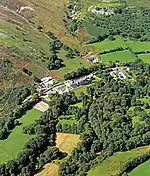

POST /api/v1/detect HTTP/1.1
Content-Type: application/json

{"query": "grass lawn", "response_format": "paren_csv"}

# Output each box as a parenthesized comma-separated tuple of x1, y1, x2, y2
(88, 36, 126, 51)
(84, 22, 106, 37)
(51, 49, 91, 77)
(127, 40, 150, 52)
(129, 159, 150, 176)
(125, 0, 150, 7)
(0, 109, 43, 163)
(139, 97, 150, 104)
(88, 146, 150, 176)
(57, 115, 77, 126)
(132, 116, 145, 128)
(72, 102, 83, 108)
(138, 54, 150, 64)
(101, 50, 136, 63)
(58, 119, 76, 125)
(74, 84, 89, 97)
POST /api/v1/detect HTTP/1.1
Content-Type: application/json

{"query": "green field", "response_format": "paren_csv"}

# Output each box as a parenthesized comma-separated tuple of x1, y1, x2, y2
(101, 50, 136, 63)
(88, 36, 126, 51)
(129, 96, 150, 127)
(88, 146, 150, 176)
(127, 41, 150, 52)
(0, 109, 43, 163)
(84, 22, 106, 37)
(58, 115, 77, 126)
(138, 54, 150, 64)
(72, 102, 83, 108)
(125, 0, 150, 7)
(51, 49, 91, 77)
(129, 159, 150, 176)
(58, 119, 76, 125)
(74, 84, 89, 97)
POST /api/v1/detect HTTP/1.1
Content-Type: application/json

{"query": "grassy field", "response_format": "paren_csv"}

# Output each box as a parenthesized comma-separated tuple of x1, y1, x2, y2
(84, 22, 106, 37)
(36, 133, 80, 176)
(129, 96, 150, 127)
(139, 97, 150, 104)
(138, 54, 150, 64)
(88, 146, 150, 176)
(56, 133, 80, 155)
(129, 159, 150, 176)
(125, 0, 150, 7)
(101, 50, 136, 63)
(88, 36, 126, 51)
(127, 41, 150, 52)
(58, 119, 77, 125)
(51, 49, 91, 77)
(0, 109, 43, 163)
(74, 84, 89, 97)
(72, 102, 83, 108)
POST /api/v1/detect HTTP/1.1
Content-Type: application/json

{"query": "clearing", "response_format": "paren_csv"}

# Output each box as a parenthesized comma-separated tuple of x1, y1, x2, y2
(56, 133, 80, 155)
(101, 50, 136, 63)
(127, 41, 150, 52)
(88, 146, 150, 176)
(88, 36, 126, 52)
(51, 49, 91, 77)
(138, 53, 150, 64)
(36, 133, 80, 176)
(0, 109, 43, 163)
(129, 159, 150, 176)
(34, 101, 49, 112)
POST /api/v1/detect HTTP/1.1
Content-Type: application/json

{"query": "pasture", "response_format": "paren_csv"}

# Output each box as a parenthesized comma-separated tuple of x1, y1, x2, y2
(129, 159, 150, 176)
(138, 54, 150, 64)
(127, 41, 150, 52)
(129, 96, 150, 127)
(125, 0, 150, 7)
(58, 119, 77, 126)
(0, 109, 42, 163)
(74, 84, 89, 97)
(88, 36, 126, 51)
(88, 146, 150, 176)
(56, 133, 80, 155)
(84, 22, 106, 37)
(51, 49, 91, 77)
(36, 163, 59, 176)
(101, 50, 136, 63)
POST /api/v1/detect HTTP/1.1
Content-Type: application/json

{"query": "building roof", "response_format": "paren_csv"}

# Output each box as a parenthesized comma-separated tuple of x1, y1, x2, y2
(88, 57, 95, 62)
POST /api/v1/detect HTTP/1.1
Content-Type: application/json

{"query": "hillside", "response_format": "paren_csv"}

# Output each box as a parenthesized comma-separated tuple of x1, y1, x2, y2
(0, 0, 89, 90)
(0, 0, 150, 176)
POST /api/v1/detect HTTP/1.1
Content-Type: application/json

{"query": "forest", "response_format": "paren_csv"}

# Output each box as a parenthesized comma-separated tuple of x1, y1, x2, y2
(59, 59, 150, 176)
(86, 6, 150, 41)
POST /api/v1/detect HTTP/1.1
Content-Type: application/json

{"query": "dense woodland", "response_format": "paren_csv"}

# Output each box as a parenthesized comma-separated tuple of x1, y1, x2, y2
(0, 58, 149, 175)
(59, 59, 150, 176)
(87, 6, 150, 41)
(66, 1, 150, 41)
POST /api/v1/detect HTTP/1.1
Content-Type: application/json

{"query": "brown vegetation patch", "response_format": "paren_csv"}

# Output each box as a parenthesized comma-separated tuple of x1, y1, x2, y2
(35, 163, 59, 176)
(35, 133, 80, 176)
(34, 101, 49, 112)
(56, 133, 80, 155)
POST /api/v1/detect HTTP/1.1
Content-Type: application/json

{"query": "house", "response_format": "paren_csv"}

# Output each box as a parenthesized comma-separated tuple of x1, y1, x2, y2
(40, 76, 53, 88)
(88, 57, 95, 62)
(88, 57, 99, 63)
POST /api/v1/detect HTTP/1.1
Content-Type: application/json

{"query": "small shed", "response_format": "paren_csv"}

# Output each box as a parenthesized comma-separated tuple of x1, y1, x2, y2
(88, 57, 95, 62)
